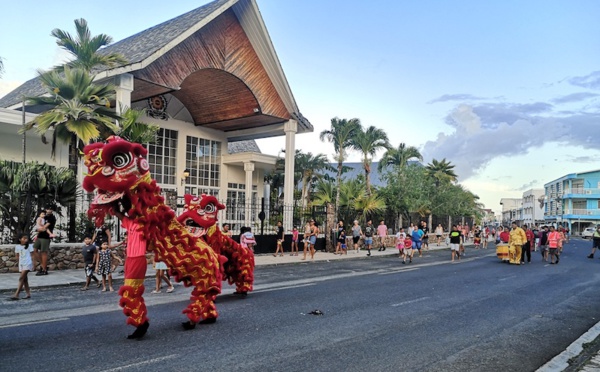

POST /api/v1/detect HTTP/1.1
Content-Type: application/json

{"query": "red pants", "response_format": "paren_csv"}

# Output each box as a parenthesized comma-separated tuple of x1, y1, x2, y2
(118, 256, 148, 326)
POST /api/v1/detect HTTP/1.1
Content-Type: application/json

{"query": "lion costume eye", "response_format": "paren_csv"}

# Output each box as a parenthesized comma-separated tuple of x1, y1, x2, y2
(112, 153, 132, 169)
(204, 203, 216, 213)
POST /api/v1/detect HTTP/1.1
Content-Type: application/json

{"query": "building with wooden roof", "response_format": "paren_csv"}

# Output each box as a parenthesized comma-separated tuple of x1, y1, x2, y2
(0, 0, 312, 231)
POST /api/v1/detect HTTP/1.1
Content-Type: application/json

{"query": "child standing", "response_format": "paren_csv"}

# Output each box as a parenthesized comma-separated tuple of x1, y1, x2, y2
(10, 234, 34, 300)
(339, 230, 348, 255)
(95, 241, 123, 292)
(396, 228, 406, 258)
(403, 233, 413, 264)
(152, 255, 174, 294)
(240, 227, 257, 252)
(290, 227, 299, 256)
(80, 235, 100, 291)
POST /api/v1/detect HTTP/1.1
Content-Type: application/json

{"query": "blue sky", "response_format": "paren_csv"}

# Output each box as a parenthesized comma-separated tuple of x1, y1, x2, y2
(1, 0, 600, 213)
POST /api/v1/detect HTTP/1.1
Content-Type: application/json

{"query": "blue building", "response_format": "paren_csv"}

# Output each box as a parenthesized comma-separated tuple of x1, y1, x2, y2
(544, 169, 600, 233)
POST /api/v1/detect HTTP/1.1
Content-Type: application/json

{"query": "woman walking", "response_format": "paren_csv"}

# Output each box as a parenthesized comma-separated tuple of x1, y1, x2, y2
(351, 220, 362, 253)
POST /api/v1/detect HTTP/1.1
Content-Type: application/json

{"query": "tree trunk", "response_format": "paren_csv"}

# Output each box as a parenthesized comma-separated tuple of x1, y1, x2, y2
(335, 161, 342, 221)
(301, 176, 309, 208)
(364, 158, 371, 196)
(68, 140, 78, 242)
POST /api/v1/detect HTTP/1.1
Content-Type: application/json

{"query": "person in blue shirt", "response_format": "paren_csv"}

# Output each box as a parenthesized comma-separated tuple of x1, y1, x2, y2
(411, 226, 424, 257)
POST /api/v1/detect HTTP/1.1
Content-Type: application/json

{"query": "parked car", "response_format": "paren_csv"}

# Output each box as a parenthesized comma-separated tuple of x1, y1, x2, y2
(582, 227, 595, 239)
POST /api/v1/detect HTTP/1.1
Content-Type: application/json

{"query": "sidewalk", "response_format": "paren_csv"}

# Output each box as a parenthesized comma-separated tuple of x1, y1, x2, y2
(0, 242, 456, 292)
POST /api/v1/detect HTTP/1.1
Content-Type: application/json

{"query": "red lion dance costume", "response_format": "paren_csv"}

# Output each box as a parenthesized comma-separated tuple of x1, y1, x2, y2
(82, 136, 224, 339)
(177, 194, 255, 296)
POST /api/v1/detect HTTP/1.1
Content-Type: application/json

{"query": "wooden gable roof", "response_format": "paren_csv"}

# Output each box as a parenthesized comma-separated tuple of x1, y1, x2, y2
(0, 0, 312, 138)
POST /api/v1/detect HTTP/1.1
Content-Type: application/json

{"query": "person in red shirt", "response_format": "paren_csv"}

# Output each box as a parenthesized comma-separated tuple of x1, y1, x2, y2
(521, 225, 535, 264)
(499, 227, 510, 243)
(547, 226, 561, 264)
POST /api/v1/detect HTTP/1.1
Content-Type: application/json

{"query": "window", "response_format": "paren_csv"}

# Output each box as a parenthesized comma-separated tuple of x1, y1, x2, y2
(147, 129, 178, 185)
(225, 183, 259, 222)
(184, 187, 219, 199)
(186, 136, 221, 193)
(162, 189, 177, 210)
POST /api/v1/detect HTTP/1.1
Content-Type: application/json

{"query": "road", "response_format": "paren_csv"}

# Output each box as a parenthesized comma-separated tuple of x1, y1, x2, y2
(1, 239, 600, 372)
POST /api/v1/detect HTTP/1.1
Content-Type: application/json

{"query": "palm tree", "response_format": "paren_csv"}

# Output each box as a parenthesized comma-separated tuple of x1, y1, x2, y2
(312, 179, 335, 206)
(320, 117, 361, 219)
(425, 158, 458, 187)
(117, 107, 160, 143)
(378, 142, 422, 173)
(51, 18, 127, 72)
(350, 125, 390, 196)
(0, 56, 4, 78)
(295, 151, 333, 208)
(354, 192, 386, 223)
(0, 160, 78, 243)
(22, 66, 119, 159)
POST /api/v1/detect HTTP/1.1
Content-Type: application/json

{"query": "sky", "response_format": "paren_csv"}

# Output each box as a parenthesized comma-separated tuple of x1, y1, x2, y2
(1, 0, 600, 214)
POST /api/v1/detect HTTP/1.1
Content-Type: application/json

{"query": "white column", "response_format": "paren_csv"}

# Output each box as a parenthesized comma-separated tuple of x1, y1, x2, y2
(244, 161, 255, 228)
(283, 120, 297, 232)
(115, 73, 134, 122)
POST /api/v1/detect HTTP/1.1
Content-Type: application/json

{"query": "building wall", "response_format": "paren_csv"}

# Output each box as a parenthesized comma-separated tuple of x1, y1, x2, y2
(0, 123, 69, 166)
(0, 109, 270, 231)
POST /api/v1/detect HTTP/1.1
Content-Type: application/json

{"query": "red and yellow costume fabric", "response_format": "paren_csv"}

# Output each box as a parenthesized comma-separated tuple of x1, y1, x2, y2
(177, 194, 255, 294)
(83, 136, 223, 331)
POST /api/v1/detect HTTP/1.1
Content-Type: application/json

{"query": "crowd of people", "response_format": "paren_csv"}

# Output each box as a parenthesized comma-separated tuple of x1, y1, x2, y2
(8, 211, 591, 300)
(496, 223, 569, 265)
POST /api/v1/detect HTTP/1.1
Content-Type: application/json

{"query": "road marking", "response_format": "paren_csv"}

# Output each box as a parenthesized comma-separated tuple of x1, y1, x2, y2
(378, 268, 420, 275)
(499, 275, 517, 281)
(255, 283, 317, 293)
(100, 354, 178, 372)
(0, 317, 70, 329)
(391, 296, 430, 307)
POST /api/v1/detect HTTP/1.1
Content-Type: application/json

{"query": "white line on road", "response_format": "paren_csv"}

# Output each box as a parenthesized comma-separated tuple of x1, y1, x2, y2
(100, 354, 178, 372)
(255, 283, 317, 293)
(499, 275, 517, 281)
(378, 268, 420, 275)
(391, 296, 431, 307)
(0, 317, 70, 329)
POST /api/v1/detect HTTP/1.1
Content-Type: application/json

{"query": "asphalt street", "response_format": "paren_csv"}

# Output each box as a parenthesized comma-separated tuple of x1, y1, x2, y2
(1, 240, 600, 372)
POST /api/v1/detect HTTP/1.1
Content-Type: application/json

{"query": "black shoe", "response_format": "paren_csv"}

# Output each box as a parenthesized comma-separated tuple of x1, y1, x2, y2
(588, 254, 594, 259)
(367, 253, 371, 256)
(378, 248, 382, 252)
(35, 270, 44, 276)
(182, 321, 196, 330)
(199, 317, 217, 325)
(402, 261, 405, 264)
(127, 321, 149, 339)
(382, 247, 386, 251)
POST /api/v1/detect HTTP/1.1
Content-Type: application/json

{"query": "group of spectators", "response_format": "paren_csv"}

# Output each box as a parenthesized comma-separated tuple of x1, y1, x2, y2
(497, 223, 568, 265)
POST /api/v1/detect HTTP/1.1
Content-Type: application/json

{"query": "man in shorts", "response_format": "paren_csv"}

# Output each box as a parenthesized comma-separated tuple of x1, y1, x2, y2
(34, 206, 56, 275)
(587, 226, 600, 259)
(449, 225, 462, 262)
(363, 220, 375, 256)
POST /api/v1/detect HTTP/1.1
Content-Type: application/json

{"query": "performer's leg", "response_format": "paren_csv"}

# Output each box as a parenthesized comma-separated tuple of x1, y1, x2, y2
(118, 256, 149, 338)
(233, 247, 255, 295)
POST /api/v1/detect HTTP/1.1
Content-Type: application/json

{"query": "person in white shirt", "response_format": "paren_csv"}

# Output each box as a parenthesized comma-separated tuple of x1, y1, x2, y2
(10, 234, 34, 300)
